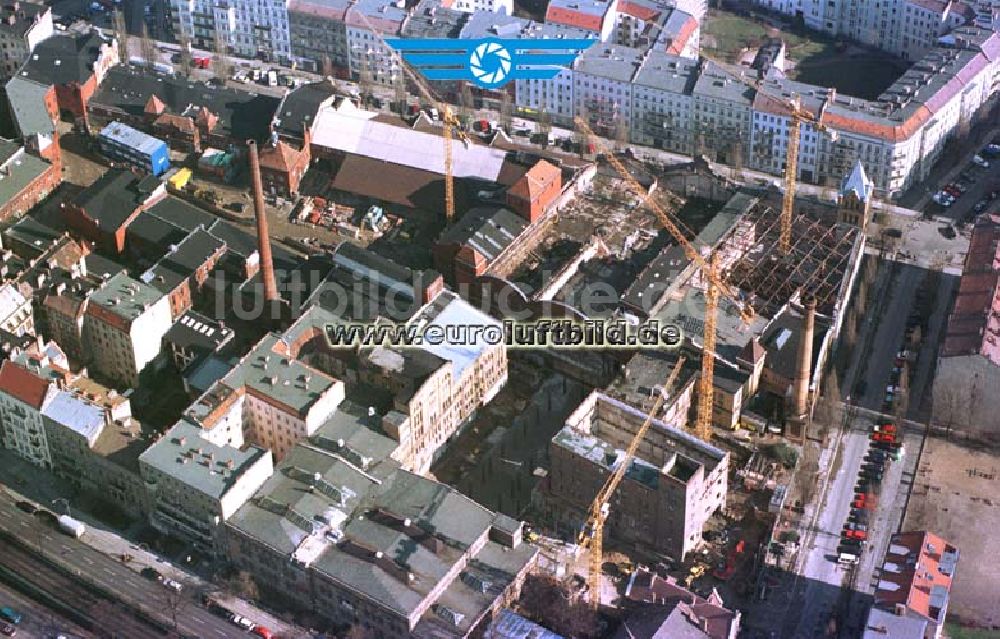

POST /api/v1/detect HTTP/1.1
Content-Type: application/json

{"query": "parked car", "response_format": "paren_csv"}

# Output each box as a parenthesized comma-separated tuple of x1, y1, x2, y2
(0, 608, 21, 625)
(252, 626, 275, 639)
(14, 501, 36, 514)
(989, 190, 999, 201)
(975, 200, 989, 213)
(230, 615, 256, 632)
(932, 192, 955, 206)
(983, 143, 1000, 157)
(973, 154, 990, 168)
(0, 622, 13, 637)
(943, 185, 962, 196)
(161, 578, 182, 593)
(140, 567, 162, 581)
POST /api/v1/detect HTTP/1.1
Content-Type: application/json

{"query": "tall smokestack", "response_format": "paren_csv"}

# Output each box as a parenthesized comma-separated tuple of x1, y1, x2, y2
(794, 295, 817, 418)
(247, 139, 278, 303)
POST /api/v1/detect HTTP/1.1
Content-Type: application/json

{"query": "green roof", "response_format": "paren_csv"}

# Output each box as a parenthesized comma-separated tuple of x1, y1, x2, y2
(223, 334, 338, 416)
(88, 272, 166, 321)
(0, 142, 52, 208)
(139, 419, 269, 499)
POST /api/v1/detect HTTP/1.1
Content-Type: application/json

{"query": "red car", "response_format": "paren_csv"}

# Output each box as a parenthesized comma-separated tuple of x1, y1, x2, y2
(252, 626, 274, 639)
(872, 432, 896, 443)
(193, 56, 211, 69)
(845, 528, 867, 540)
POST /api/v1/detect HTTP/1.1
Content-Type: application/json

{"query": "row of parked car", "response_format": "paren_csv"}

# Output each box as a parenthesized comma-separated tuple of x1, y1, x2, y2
(200, 594, 274, 638)
(932, 144, 1000, 209)
(838, 422, 904, 564)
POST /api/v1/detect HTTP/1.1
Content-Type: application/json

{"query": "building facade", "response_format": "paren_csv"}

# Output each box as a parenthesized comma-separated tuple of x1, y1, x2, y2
(82, 273, 174, 388)
(0, 360, 55, 468)
(546, 391, 730, 561)
(0, 1, 53, 80)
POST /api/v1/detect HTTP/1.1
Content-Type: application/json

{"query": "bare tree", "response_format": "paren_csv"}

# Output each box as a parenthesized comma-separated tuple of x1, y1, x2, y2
(160, 585, 188, 633)
(321, 54, 334, 79)
(140, 23, 157, 72)
(536, 108, 551, 146)
(178, 30, 193, 77)
(518, 573, 599, 639)
(393, 70, 407, 115)
(228, 570, 260, 600)
(358, 54, 373, 105)
(500, 90, 513, 133)
(577, 104, 591, 158)
(113, 10, 129, 64)
(460, 83, 474, 121)
(212, 31, 231, 83)
(614, 108, 629, 151)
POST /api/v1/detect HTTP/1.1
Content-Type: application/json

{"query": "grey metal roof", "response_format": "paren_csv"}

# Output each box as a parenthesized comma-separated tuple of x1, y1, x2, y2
(72, 169, 159, 231)
(41, 390, 106, 447)
(310, 400, 401, 466)
(437, 207, 527, 262)
(5, 76, 55, 136)
(862, 608, 928, 639)
(163, 310, 234, 353)
(139, 418, 270, 499)
(0, 143, 52, 209)
(141, 228, 225, 293)
(459, 11, 530, 39)
(223, 333, 338, 416)
(91, 66, 281, 143)
(575, 44, 643, 83)
(402, 0, 467, 38)
(88, 272, 166, 321)
(633, 51, 698, 94)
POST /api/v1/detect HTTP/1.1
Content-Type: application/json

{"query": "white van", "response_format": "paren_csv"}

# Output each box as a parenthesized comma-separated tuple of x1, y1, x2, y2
(266, 70, 278, 87)
(838, 552, 859, 566)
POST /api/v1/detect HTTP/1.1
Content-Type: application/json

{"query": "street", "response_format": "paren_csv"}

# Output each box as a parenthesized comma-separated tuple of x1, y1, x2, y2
(0, 580, 93, 638)
(0, 496, 248, 638)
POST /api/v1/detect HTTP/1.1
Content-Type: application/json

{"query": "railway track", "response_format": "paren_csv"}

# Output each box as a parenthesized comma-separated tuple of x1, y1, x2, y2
(0, 534, 167, 638)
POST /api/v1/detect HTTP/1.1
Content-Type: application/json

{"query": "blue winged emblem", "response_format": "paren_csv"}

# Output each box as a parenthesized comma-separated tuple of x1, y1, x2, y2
(385, 38, 596, 89)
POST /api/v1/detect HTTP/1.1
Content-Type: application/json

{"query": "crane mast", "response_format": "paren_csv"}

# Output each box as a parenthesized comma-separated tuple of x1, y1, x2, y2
(578, 356, 686, 609)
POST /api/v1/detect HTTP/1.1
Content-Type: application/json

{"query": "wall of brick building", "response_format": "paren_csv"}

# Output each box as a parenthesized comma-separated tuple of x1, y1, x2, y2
(0, 157, 59, 222)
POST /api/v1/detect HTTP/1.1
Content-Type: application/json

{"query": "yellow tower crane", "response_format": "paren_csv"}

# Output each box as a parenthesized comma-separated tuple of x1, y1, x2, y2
(354, 15, 469, 222)
(574, 117, 753, 443)
(577, 356, 686, 610)
(775, 95, 832, 254)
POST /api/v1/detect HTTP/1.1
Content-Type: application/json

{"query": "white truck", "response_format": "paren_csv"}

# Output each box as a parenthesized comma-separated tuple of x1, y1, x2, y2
(57, 515, 85, 538)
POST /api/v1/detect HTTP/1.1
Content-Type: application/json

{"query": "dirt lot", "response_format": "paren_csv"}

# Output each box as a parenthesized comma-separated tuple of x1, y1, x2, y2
(903, 435, 1000, 629)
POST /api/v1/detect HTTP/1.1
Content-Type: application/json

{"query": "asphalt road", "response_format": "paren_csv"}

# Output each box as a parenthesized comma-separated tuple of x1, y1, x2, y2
(922, 151, 1000, 224)
(780, 255, 937, 638)
(0, 579, 93, 638)
(0, 497, 242, 639)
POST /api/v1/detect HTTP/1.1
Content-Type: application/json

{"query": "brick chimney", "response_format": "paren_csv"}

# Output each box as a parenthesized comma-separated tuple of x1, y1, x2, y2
(793, 294, 817, 418)
(247, 139, 278, 303)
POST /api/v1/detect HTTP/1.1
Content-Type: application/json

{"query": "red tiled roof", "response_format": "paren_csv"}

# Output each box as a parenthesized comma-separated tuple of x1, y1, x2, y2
(545, 5, 603, 30)
(618, 0, 660, 21)
(154, 113, 196, 133)
(875, 531, 957, 622)
(259, 140, 304, 172)
(665, 16, 698, 55)
(626, 571, 739, 639)
(145, 94, 166, 115)
(508, 159, 560, 202)
(0, 360, 51, 409)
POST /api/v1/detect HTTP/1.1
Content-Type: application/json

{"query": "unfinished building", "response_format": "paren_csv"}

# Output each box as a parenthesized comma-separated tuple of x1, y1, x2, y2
(544, 391, 729, 561)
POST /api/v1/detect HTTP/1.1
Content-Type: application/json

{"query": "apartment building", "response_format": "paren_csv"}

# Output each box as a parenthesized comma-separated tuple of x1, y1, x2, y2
(0, 359, 56, 467)
(863, 531, 959, 639)
(82, 272, 174, 388)
(0, 283, 33, 337)
(288, 0, 351, 74)
(140, 418, 274, 552)
(0, 1, 53, 80)
(344, 0, 406, 85)
(170, 0, 293, 63)
(519, 24, 1000, 199)
(41, 378, 149, 518)
(749, 0, 971, 60)
(225, 412, 537, 637)
(546, 391, 729, 561)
